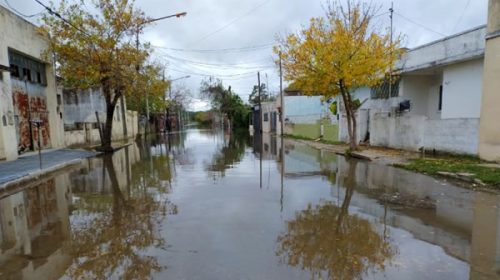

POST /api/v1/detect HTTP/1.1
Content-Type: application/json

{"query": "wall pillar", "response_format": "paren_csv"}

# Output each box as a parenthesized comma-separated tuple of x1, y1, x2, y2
(0, 72, 19, 161)
(479, 0, 500, 161)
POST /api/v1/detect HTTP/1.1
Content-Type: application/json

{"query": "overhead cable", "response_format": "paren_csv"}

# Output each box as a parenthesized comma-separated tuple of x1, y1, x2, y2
(192, 0, 272, 45)
(3, 0, 44, 18)
(395, 12, 447, 37)
(453, 0, 471, 32)
(152, 43, 274, 53)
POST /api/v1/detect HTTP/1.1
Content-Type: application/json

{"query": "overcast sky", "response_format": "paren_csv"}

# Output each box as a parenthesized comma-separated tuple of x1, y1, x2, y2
(1, 0, 488, 110)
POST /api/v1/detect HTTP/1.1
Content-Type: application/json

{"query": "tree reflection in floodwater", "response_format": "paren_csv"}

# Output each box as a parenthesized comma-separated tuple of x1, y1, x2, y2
(276, 161, 395, 280)
(206, 131, 248, 179)
(64, 154, 175, 280)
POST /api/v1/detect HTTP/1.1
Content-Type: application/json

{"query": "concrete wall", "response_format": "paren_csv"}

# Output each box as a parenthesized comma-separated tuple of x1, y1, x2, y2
(370, 113, 426, 151)
(339, 110, 369, 143)
(442, 59, 484, 119)
(0, 6, 64, 160)
(398, 26, 486, 72)
(425, 118, 480, 154)
(64, 110, 138, 147)
(370, 113, 479, 154)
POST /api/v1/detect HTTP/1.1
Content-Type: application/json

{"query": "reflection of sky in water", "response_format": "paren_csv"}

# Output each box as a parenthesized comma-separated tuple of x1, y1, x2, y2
(0, 129, 498, 279)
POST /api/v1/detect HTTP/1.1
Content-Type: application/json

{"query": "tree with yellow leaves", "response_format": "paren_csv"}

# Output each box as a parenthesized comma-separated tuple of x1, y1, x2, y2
(41, 0, 162, 152)
(275, 0, 401, 150)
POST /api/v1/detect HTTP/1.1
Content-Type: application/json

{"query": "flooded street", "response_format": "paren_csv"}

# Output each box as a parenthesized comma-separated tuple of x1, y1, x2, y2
(0, 128, 499, 280)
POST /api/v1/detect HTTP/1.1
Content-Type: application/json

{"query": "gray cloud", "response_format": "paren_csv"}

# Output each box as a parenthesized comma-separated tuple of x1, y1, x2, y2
(1, 0, 488, 110)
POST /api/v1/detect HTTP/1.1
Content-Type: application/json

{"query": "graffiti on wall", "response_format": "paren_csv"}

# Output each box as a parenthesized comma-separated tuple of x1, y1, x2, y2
(12, 90, 51, 150)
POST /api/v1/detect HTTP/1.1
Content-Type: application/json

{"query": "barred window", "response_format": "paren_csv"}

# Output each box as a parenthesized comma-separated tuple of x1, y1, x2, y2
(8, 49, 47, 86)
(371, 77, 400, 99)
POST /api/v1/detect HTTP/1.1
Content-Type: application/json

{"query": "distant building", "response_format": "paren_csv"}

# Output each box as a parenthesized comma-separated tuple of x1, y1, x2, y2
(0, 5, 65, 161)
(62, 87, 139, 147)
(283, 89, 338, 142)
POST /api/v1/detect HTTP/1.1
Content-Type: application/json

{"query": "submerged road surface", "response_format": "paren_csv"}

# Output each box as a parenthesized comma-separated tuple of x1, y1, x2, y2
(0, 129, 499, 279)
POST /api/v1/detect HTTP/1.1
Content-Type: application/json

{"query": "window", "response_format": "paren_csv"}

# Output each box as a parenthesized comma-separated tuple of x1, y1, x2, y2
(8, 49, 47, 85)
(438, 85, 443, 111)
(371, 77, 400, 99)
(263, 113, 269, 122)
(10, 64, 19, 78)
(22, 68, 32, 82)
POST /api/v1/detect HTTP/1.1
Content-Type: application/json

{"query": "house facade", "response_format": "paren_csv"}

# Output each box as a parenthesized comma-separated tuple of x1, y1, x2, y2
(283, 90, 338, 142)
(0, 6, 65, 161)
(345, 25, 487, 155)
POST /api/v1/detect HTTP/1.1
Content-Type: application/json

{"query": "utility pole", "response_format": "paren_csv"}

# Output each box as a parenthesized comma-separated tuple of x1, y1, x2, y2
(258, 72, 262, 134)
(279, 51, 284, 136)
(258, 72, 263, 189)
(389, 2, 394, 98)
(279, 51, 284, 212)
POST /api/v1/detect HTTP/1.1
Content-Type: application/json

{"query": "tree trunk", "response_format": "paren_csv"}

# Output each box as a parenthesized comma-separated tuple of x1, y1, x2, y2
(101, 103, 116, 152)
(340, 81, 358, 151)
(100, 85, 120, 153)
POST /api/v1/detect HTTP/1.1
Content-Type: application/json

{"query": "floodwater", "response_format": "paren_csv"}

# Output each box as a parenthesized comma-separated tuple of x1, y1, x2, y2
(0, 129, 499, 280)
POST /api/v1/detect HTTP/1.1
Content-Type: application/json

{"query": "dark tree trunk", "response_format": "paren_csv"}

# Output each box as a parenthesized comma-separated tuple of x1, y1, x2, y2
(100, 84, 121, 153)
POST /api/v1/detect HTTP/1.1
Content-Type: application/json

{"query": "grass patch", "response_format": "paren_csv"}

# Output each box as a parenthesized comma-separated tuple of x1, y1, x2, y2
(399, 157, 500, 187)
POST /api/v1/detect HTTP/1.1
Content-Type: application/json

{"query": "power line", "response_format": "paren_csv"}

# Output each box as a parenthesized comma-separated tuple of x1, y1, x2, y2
(168, 68, 258, 78)
(152, 43, 274, 53)
(33, 0, 90, 37)
(192, 0, 272, 45)
(3, 0, 44, 18)
(453, 0, 471, 32)
(395, 12, 447, 37)
(157, 52, 274, 68)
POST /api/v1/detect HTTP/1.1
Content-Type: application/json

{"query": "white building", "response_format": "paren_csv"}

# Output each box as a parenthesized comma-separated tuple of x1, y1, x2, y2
(345, 25, 486, 155)
(0, 5, 65, 161)
(62, 87, 139, 147)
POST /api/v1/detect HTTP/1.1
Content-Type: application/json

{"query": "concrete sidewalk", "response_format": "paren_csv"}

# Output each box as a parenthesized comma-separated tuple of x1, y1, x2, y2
(0, 149, 100, 187)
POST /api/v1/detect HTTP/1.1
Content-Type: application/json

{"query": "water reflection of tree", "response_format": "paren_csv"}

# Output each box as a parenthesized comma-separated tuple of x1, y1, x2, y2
(66, 155, 174, 280)
(206, 131, 247, 179)
(276, 161, 394, 280)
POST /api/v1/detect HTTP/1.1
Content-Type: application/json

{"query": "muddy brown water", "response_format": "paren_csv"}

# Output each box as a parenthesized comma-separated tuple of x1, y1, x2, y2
(0, 129, 499, 280)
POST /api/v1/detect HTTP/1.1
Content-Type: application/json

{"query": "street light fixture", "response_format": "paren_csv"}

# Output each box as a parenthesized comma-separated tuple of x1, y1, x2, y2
(135, 12, 187, 135)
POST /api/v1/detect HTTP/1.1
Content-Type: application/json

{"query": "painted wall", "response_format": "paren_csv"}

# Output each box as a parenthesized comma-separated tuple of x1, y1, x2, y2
(478, 0, 500, 161)
(442, 59, 484, 119)
(400, 75, 439, 116)
(0, 6, 64, 160)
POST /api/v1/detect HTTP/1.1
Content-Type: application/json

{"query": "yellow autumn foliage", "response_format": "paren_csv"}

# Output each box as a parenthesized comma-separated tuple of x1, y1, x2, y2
(275, 0, 402, 149)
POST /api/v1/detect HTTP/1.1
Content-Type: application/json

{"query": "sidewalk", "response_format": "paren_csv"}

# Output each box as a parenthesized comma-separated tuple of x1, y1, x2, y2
(289, 138, 419, 165)
(0, 149, 100, 187)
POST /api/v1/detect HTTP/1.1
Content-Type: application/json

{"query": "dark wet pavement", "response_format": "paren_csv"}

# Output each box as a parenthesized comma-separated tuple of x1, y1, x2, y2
(0, 129, 499, 279)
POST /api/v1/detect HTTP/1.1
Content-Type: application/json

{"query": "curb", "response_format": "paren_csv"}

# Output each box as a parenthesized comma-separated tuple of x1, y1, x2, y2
(0, 151, 100, 198)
